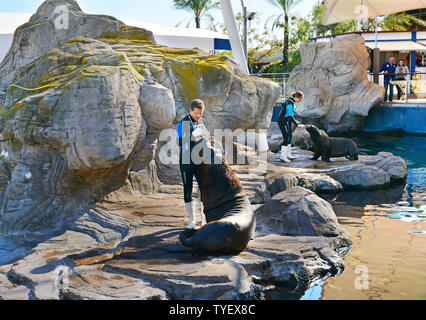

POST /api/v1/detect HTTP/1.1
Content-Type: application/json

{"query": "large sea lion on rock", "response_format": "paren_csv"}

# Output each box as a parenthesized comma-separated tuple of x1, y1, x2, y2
(306, 125, 359, 162)
(179, 141, 256, 255)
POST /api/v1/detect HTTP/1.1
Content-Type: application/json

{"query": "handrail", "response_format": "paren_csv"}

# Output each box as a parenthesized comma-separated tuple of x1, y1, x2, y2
(368, 71, 426, 76)
(253, 71, 425, 101)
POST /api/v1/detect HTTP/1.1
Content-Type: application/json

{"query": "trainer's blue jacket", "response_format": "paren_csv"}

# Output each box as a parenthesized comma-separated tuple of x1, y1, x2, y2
(278, 97, 296, 122)
(176, 114, 204, 166)
(380, 62, 397, 81)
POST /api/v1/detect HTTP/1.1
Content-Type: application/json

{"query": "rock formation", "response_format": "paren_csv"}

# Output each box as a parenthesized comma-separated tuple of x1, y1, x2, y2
(0, 0, 280, 234)
(1, 0, 411, 301)
(287, 34, 384, 132)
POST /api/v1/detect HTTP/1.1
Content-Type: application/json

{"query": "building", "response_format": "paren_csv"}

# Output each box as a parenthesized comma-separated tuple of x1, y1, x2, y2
(127, 21, 231, 55)
(0, 13, 231, 63)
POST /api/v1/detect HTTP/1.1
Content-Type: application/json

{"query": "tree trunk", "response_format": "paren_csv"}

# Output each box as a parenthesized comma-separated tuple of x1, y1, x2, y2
(195, 16, 201, 28)
(283, 14, 289, 66)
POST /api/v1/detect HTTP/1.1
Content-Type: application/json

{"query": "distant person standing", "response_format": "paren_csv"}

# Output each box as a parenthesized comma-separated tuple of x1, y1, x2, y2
(380, 55, 397, 102)
(277, 91, 303, 163)
(394, 59, 409, 101)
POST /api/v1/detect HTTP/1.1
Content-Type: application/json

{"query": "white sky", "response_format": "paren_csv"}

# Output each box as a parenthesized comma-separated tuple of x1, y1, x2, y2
(0, 0, 320, 35)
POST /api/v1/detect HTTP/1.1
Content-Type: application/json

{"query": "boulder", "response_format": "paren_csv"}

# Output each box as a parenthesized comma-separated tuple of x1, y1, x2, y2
(268, 133, 283, 153)
(324, 152, 407, 190)
(255, 186, 343, 237)
(0, 207, 136, 300)
(360, 151, 407, 182)
(287, 34, 384, 132)
(327, 164, 390, 190)
(0, 0, 141, 89)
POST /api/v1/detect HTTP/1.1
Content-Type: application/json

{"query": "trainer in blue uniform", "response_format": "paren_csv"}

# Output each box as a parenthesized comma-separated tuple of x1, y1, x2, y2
(176, 99, 208, 229)
(380, 55, 397, 102)
(277, 91, 304, 163)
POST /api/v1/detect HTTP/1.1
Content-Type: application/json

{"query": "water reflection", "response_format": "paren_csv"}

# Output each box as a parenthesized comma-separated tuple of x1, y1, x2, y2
(318, 133, 426, 300)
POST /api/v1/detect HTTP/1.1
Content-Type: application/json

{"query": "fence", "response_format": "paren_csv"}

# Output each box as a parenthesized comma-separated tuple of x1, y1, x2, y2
(368, 72, 426, 103)
(253, 72, 426, 103)
(251, 73, 290, 98)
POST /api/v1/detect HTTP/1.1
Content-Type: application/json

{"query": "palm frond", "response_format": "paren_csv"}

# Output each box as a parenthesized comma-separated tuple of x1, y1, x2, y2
(381, 13, 426, 31)
(265, 13, 284, 31)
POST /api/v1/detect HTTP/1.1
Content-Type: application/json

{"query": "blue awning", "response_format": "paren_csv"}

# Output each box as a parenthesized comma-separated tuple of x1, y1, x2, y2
(214, 38, 231, 51)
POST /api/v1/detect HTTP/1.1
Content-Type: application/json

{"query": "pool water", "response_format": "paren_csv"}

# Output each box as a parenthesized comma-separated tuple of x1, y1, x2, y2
(311, 132, 426, 300)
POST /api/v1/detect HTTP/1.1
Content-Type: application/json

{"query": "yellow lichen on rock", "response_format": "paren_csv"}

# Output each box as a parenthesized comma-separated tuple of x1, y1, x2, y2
(98, 37, 235, 107)
(166, 55, 233, 105)
(100, 25, 156, 45)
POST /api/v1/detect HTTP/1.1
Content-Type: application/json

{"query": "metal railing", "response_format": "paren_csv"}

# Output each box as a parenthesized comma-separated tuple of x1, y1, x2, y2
(368, 72, 426, 103)
(252, 71, 426, 103)
(251, 73, 290, 98)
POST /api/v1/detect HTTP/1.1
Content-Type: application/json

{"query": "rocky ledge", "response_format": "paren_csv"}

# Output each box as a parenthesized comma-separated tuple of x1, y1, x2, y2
(0, 185, 351, 300)
(0, 143, 408, 300)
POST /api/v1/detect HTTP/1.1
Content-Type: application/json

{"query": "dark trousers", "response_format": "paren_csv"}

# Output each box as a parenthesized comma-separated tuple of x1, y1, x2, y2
(396, 85, 403, 100)
(384, 78, 394, 102)
(278, 117, 295, 146)
(180, 163, 202, 204)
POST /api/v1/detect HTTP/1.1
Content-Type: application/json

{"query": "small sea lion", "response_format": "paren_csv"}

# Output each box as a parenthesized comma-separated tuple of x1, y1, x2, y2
(179, 140, 255, 255)
(306, 125, 359, 162)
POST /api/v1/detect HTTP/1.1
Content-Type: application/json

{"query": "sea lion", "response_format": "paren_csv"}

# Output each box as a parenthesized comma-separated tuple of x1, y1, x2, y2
(179, 141, 255, 255)
(306, 125, 359, 162)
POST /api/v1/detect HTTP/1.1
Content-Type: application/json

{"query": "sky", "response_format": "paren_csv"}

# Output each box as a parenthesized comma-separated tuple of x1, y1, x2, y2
(0, 0, 320, 30)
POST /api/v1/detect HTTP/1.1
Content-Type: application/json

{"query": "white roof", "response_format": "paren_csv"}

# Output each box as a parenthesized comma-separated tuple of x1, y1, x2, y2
(0, 12, 229, 41)
(0, 12, 32, 34)
(365, 41, 426, 51)
(125, 21, 229, 40)
(323, 0, 426, 25)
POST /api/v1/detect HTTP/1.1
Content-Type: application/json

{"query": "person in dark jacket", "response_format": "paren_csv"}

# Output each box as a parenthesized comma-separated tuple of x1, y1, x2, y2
(176, 99, 208, 229)
(277, 91, 304, 162)
(380, 55, 397, 102)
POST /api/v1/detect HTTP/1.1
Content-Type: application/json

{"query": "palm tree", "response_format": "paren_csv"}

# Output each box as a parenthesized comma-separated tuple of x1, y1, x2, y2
(173, 0, 218, 29)
(266, 0, 301, 66)
(380, 13, 426, 31)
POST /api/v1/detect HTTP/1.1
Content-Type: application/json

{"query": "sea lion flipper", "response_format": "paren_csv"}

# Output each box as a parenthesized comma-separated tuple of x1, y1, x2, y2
(187, 222, 234, 253)
(179, 228, 198, 248)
